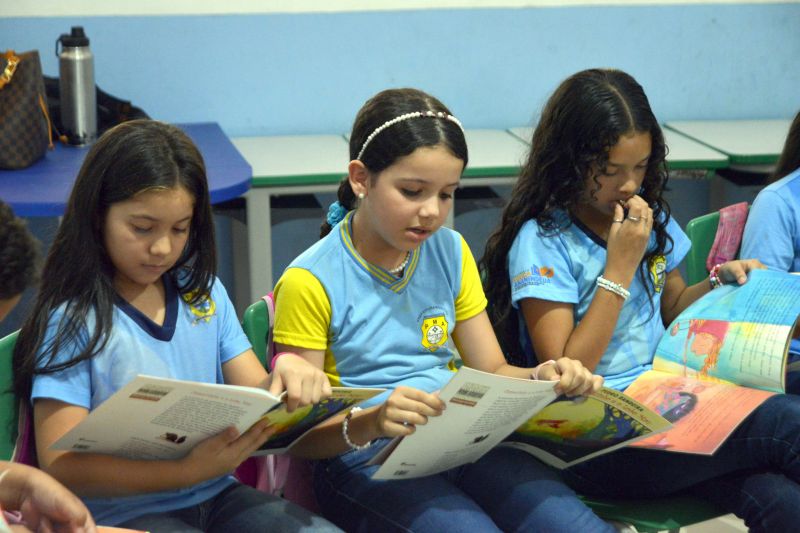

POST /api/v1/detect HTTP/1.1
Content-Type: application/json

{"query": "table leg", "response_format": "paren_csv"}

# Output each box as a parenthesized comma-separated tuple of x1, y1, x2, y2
(246, 188, 274, 303)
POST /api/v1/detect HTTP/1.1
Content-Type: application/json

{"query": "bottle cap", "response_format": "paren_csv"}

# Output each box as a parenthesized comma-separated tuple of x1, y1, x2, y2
(58, 26, 90, 48)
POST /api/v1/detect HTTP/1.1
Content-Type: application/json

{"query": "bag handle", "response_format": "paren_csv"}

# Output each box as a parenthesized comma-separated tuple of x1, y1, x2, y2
(0, 50, 20, 90)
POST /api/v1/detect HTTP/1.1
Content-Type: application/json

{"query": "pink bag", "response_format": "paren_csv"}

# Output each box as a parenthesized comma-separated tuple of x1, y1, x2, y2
(706, 202, 749, 271)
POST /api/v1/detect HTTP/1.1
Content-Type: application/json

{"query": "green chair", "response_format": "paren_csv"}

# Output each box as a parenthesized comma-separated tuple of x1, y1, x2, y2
(0, 330, 19, 460)
(581, 493, 725, 533)
(242, 297, 272, 367)
(684, 211, 721, 285)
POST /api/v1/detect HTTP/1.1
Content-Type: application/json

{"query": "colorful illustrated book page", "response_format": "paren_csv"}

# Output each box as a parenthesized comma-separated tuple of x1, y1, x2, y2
(624, 269, 800, 454)
(503, 387, 671, 469)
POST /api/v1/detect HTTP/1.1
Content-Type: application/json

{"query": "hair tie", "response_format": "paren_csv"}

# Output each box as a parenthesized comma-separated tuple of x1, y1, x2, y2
(326, 201, 348, 226)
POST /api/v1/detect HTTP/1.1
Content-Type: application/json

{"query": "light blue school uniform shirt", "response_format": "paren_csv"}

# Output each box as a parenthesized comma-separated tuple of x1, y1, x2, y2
(273, 210, 487, 408)
(508, 211, 691, 390)
(741, 167, 800, 272)
(31, 274, 251, 526)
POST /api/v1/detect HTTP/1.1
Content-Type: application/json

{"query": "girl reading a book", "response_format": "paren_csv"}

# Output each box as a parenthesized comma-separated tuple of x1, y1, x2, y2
(12, 120, 340, 532)
(481, 68, 800, 531)
(272, 88, 613, 532)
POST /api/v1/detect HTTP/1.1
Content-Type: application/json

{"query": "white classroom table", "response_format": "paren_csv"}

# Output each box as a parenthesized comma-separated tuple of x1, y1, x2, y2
(462, 129, 530, 181)
(508, 127, 729, 173)
(450, 129, 530, 227)
(665, 119, 791, 169)
(232, 135, 349, 303)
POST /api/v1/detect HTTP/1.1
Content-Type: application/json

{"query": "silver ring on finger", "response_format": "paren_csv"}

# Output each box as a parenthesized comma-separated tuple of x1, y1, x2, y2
(612, 218, 624, 223)
(627, 216, 641, 222)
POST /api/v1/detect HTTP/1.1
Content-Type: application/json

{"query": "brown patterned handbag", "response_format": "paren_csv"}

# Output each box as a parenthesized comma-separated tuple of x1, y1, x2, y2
(0, 50, 53, 169)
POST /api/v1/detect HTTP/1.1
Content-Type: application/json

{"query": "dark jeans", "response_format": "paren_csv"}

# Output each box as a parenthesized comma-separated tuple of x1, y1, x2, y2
(563, 394, 800, 533)
(117, 482, 341, 533)
(313, 438, 614, 533)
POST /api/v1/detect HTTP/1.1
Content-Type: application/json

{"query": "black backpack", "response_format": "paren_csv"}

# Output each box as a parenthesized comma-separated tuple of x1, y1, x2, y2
(43, 75, 149, 138)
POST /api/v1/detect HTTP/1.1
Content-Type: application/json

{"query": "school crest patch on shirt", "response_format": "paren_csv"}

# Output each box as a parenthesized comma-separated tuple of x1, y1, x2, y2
(649, 255, 667, 293)
(511, 264, 555, 292)
(181, 290, 216, 323)
(421, 315, 448, 352)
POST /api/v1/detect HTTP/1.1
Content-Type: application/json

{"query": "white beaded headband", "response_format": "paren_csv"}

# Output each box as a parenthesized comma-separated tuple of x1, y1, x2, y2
(356, 110, 465, 161)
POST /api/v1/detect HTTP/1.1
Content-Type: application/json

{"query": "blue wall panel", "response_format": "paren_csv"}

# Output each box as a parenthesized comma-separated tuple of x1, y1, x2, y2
(2, 4, 798, 136)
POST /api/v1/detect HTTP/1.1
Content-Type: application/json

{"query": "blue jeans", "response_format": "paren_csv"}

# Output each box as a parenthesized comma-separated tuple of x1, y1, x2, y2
(313, 438, 614, 533)
(563, 394, 800, 533)
(117, 482, 341, 532)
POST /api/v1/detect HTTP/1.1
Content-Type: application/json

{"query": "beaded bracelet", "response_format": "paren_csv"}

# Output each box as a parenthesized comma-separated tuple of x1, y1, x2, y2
(596, 276, 630, 300)
(342, 406, 373, 451)
(531, 359, 558, 380)
(709, 264, 724, 289)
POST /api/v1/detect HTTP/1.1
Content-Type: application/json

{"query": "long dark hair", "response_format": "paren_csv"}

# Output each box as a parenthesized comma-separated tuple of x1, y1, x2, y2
(0, 200, 40, 299)
(320, 88, 468, 237)
(480, 69, 672, 363)
(14, 120, 216, 400)
(770, 110, 800, 184)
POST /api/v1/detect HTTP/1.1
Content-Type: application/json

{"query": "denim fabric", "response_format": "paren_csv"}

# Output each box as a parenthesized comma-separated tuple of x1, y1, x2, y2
(116, 482, 341, 533)
(564, 394, 800, 532)
(313, 438, 614, 533)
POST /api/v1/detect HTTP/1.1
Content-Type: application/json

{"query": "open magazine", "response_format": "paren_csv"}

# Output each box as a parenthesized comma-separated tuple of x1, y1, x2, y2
(369, 366, 669, 479)
(51, 375, 383, 459)
(623, 269, 800, 454)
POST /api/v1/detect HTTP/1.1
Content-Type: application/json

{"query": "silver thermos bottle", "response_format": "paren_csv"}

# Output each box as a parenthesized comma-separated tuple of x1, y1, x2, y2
(56, 26, 97, 145)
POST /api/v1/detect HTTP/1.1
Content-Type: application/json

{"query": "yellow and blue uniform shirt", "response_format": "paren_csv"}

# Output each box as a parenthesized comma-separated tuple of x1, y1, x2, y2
(274, 210, 486, 407)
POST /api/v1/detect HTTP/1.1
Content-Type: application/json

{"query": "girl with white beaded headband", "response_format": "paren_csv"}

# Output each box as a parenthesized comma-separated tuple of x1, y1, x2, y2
(275, 88, 610, 532)
(480, 69, 800, 531)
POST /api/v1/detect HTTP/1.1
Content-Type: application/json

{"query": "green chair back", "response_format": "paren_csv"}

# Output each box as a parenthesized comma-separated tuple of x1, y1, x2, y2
(0, 330, 19, 460)
(684, 211, 721, 285)
(581, 494, 724, 533)
(242, 298, 271, 367)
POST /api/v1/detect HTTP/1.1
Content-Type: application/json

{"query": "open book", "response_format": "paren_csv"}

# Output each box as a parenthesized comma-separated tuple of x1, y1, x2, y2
(51, 375, 383, 459)
(622, 269, 800, 454)
(369, 366, 669, 479)
(502, 387, 671, 469)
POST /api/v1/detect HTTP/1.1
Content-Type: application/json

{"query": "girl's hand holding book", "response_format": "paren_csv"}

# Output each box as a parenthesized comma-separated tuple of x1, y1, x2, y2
(535, 358, 604, 397)
(180, 419, 275, 483)
(376, 386, 446, 438)
(715, 259, 766, 287)
(267, 352, 333, 412)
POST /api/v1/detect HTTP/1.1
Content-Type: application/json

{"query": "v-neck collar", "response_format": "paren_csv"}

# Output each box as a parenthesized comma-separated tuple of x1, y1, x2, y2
(114, 274, 178, 341)
(569, 212, 608, 249)
(339, 211, 420, 293)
